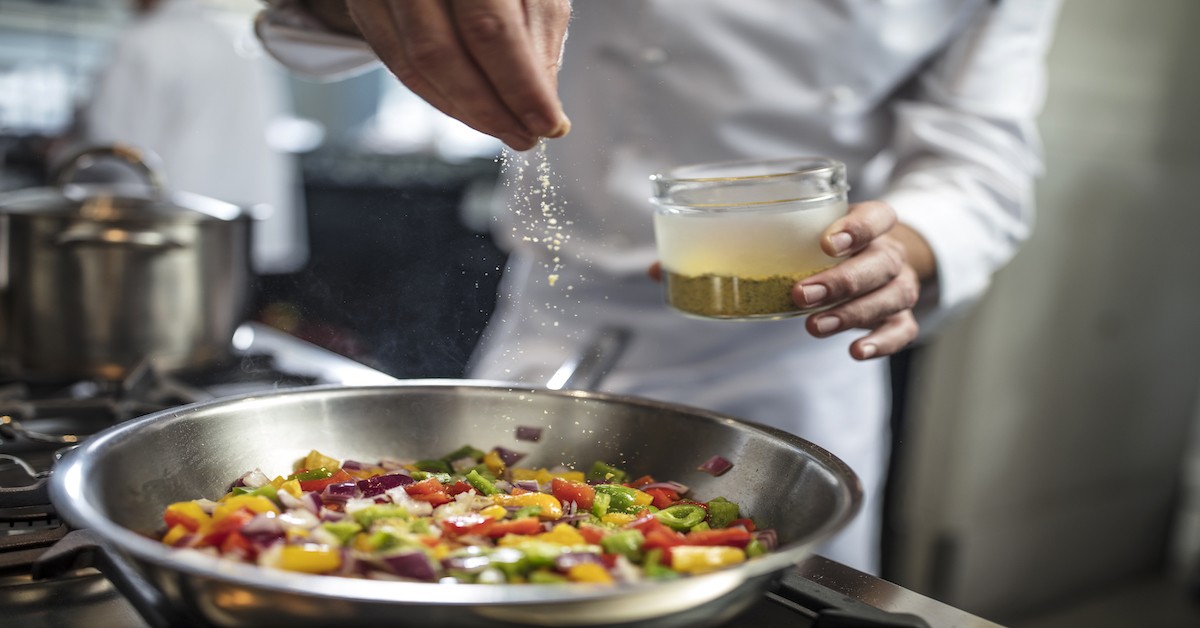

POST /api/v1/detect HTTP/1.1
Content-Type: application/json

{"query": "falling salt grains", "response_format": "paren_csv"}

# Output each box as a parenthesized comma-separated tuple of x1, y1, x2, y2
(502, 140, 573, 291)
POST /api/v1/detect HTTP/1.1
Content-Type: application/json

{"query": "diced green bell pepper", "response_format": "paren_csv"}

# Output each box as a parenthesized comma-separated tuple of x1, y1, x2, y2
(442, 445, 486, 464)
(745, 539, 768, 558)
(593, 484, 641, 514)
(352, 504, 410, 528)
(600, 529, 644, 561)
(414, 459, 452, 474)
(706, 497, 740, 529)
(321, 521, 363, 545)
(466, 469, 499, 496)
(587, 461, 627, 484)
(231, 484, 278, 501)
(655, 504, 707, 531)
(288, 467, 334, 482)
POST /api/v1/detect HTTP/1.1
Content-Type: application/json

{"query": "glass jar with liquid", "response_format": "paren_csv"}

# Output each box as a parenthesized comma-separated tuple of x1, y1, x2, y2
(650, 157, 849, 320)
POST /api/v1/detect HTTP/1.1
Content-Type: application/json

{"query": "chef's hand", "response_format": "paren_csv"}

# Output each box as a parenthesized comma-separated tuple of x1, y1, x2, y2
(794, 201, 933, 360)
(647, 201, 933, 361)
(307, 0, 572, 150)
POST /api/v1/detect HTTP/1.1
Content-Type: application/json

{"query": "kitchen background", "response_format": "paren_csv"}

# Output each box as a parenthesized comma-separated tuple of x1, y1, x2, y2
(1, 0, 1198, 626)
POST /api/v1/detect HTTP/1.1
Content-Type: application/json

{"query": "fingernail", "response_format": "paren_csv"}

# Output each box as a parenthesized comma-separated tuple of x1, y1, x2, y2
(814, 315, 840, 334)
(549, 116, 571, 138)
(801, 284, 828, 306)
(859, 343, 878, 359)
(829, 231, 853, 255)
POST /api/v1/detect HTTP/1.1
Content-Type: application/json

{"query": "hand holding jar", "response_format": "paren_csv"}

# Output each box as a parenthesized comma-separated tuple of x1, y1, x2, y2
(650, 157, 932, 360)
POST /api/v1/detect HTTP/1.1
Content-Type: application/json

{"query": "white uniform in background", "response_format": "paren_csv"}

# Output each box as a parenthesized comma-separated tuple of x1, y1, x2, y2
(85, 0, 307, 274)
(257, 0, 1061, 573)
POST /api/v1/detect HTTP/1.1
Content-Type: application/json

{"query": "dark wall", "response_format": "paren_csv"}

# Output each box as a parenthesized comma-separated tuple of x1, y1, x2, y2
(254, 152, 506, 379)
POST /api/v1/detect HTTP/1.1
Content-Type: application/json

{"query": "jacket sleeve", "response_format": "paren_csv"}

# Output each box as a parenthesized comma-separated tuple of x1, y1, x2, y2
(254, 0, 378, 79)
(880, 0, 1062, 333)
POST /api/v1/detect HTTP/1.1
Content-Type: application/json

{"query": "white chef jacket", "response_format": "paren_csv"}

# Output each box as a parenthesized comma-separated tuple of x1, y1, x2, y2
(84, 0, 307, 274)
(257, 0, 1060, 574)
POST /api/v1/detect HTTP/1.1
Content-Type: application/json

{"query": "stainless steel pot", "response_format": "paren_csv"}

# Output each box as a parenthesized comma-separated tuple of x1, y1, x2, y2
(49, 382, 861, 628)
(0, 145, 254, 381)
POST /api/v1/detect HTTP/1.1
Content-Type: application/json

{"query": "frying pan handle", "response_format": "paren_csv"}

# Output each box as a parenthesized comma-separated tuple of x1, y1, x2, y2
(32, 529, 197, 628)
(545, 325, 632, 391)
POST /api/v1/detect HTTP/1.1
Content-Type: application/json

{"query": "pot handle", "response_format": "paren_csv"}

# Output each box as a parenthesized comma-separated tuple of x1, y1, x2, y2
(53, 144, 168, 193)
(33, 528, 196, 628)
(54, 228, 186, 250)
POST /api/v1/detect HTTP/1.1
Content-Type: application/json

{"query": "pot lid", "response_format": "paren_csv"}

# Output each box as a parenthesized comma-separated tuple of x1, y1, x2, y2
(0, 145, 255, 223)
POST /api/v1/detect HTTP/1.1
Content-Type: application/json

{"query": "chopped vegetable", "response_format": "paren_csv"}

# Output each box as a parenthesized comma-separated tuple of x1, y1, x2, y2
(157, 446, 777, 585)
(698, 455, 734, 476)
(515, 426, 543, 442)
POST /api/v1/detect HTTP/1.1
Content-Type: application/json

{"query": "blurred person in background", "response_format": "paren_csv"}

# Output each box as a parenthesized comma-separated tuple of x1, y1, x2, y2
(255, 0, 1060, 574)
(66, 0, 307, 275)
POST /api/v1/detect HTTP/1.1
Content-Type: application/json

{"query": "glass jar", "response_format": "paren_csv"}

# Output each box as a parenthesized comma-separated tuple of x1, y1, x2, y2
(650, 156, 849, 320)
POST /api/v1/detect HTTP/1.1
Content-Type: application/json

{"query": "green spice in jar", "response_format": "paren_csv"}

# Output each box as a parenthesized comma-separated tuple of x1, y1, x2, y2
(664, 269, 830, 319)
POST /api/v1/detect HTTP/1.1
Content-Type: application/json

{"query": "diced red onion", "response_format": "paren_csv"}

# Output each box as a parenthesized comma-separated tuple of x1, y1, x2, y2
(698, 455, 734, 476)
(241, 514, 284, 543)
(236, 468, 271, 489)
(515, 426, 543, 442)
(319, 508, 347, 523)
(494, 446, 527, 466)
(557, 513, 591, 525)
(341, 460, 369, 470)
(492, 480, 514, 494)
(378, 458, 410, 471)
(753, 529, 778, 551)
(358, 473, 414, 497)
(171, 533, 196, 548)
(553, 552, 602, 572)
(277, 490, 305, 511)
(639, 481, 689, 494)
(194, 498, 218, 514)
(321, 481, 357, 502)
(301, 491, 323, 514)
(512, 480, 541, 493)
(380, 551, 438, 581)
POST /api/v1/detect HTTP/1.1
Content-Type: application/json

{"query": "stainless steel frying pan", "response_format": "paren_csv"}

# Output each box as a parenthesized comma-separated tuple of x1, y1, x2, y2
(49, 382, 861, 627)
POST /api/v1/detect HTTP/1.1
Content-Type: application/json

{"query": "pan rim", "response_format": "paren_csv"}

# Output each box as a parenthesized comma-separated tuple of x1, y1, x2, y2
(50, 381, 863, 607)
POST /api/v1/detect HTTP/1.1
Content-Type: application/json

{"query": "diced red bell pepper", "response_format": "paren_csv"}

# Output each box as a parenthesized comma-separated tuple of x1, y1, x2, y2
(629, 475, 656, 488)
(483, 517, 543, 538)
(644, 487, 681, 509)
(446, 480, 474, 495)
(683, 527, 753, 548)
(727, 518, 757, 532)
(300, 468, 354, 493)
(633, 516, 686, 551)
(220, 530, 256, 558)
(197, 508, 255, 548)
(405, 477, 453, 506)
(577, 524, 607, 545)
(439, 513, 493, 537)
(550, 477, 595, 511)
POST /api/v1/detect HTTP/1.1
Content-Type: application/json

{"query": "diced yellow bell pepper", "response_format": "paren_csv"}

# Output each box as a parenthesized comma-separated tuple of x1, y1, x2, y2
(601, 512, 636, 526)
(278, 479, 303, 499)
(566, 562, 613, 584)
(278, 544, 341, 574)
(669, 546, 745, 575)
(430, 543, 451, 561)
(490, 492, 563, 520)
(630, 489, 654, 508)
(510, 468, 586, 484)
(163, 500, 211, 531)
(161, 523, 191, 546)
(212, 495, 279, 521)
(479, 505, 508, 520)
(286, 528, 310, 543)
(482, 450, 506, 476)
(537, 523, 587, 546)
(302, 450, 341, 473)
